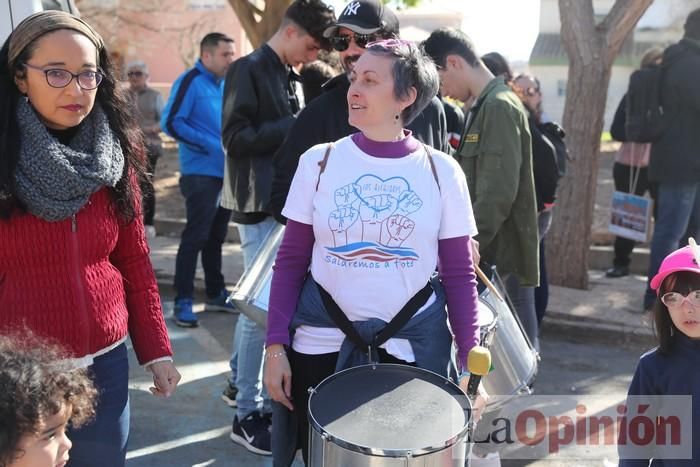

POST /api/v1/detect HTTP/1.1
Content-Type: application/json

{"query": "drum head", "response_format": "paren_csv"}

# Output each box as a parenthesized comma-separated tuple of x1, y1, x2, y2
(308, 364, 470, 455)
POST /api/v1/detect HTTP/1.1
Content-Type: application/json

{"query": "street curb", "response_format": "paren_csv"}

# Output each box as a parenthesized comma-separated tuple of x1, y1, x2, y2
(153, 272, 653, 344)
(153, 217, 241, 243)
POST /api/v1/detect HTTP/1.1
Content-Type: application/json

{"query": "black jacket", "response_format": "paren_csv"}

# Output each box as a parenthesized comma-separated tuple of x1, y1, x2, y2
(529, 117, 559, 211)
(222, 44, 298, 222)
(270, 73, 449, 223)
(649, 38, 700, 183)
(610, 94, 628, 142)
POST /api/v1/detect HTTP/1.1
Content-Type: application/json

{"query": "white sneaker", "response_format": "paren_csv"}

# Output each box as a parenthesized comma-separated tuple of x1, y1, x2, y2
(145, 225, 157, 239)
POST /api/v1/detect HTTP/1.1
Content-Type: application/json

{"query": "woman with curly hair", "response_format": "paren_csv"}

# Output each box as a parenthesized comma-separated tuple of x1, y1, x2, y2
(0, 334, 97, 467)
(0, 11, 180, 466)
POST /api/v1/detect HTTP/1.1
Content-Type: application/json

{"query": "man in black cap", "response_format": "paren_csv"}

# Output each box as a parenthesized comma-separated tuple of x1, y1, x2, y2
(269, 0, 449, 223)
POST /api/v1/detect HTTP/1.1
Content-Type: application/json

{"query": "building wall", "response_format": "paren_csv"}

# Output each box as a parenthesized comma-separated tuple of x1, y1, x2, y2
(81, 0, 252, 85)
(529, 64, 634, 130)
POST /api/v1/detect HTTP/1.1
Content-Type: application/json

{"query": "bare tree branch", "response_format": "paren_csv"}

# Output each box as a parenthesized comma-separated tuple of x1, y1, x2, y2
(601, 0, 654, 58)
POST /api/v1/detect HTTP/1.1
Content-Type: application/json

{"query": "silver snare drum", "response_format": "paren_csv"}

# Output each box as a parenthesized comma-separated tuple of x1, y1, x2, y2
(308, 364, 471, 466)
(228, 223, 285, 328)
(476, 273, 539, 411)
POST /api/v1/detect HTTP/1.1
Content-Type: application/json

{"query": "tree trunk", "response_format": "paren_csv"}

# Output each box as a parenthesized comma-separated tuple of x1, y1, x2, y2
(228, 0, 292, 48)
(547, 0, 652, 289)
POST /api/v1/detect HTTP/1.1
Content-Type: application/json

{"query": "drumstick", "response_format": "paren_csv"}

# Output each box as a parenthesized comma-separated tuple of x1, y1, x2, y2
(474, 264, 505, 303)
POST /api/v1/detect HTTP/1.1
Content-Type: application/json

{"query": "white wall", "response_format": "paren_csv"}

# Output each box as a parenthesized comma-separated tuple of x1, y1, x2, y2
(528, 64, 634, 131)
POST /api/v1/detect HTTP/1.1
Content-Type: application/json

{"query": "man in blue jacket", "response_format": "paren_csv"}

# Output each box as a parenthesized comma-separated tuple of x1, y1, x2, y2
(161, 32, 236, 327)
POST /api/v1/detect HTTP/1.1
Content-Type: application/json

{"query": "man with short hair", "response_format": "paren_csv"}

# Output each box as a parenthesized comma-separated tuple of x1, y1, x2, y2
(220, 0, 335, 455)
(269, 0, 449, 223)
(160, 32, 236, 328)
(126, 60, 164, 239)
(644, 8, 700, 309)
(423, 28, 540, 349)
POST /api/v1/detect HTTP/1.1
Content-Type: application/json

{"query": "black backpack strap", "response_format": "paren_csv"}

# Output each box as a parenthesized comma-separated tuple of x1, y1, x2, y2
(423, 144, 441, 192)
(315, 143, 333, 192)
(314, 279, 370, 351)
(314, 278, 433, 356)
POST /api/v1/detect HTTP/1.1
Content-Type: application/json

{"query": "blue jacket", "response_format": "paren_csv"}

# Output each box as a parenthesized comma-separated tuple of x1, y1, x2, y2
(619, 334, 700, 466)
(161, 60, 225, 178)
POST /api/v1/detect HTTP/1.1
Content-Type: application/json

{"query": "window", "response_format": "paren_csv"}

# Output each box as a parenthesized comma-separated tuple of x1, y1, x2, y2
(557, 79, 567, 97)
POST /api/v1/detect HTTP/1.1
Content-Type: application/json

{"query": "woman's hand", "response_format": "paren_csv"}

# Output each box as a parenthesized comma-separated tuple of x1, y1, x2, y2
(459, 377, 489, 423)
(263, 344, 294, 411)
(148, 361, 181, 398)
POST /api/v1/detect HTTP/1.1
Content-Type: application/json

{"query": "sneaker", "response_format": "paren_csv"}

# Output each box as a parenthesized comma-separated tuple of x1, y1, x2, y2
(605, 266, 629, 278)
(145, 225, 157, 239)
(205, 289, 239, 313)
(230, 412, 271, 456)
(221, 382, 238, 408)
(173, 298, 198, 327)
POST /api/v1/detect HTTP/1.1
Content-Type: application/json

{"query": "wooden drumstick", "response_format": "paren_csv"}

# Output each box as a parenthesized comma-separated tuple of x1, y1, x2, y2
(474, 264, 505, 303)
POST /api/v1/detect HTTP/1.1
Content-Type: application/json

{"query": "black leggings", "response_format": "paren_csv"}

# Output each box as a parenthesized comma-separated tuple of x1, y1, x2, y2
(288, 348, 413, 464)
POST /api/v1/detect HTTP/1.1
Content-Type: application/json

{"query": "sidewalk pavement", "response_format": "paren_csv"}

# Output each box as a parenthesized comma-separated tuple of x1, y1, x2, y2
(147, 224, 656, 344)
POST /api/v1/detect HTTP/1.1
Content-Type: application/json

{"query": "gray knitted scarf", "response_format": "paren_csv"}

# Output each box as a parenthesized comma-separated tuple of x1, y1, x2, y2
(15, 98, 125, 221)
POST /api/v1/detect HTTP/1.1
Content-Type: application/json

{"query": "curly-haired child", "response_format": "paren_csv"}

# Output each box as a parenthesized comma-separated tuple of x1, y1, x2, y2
(0, 335, 97, 467)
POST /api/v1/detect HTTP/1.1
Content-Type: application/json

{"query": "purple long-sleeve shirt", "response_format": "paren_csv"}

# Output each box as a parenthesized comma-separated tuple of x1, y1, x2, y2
(267, 132, 480, 367)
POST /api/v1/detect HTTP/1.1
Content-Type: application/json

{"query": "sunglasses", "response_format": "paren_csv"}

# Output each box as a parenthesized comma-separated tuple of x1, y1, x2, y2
(127, 70, 144, 77)
(661, 290, 700, 308)
(330, 33, 379, 52)
(23, 62, 104, 90)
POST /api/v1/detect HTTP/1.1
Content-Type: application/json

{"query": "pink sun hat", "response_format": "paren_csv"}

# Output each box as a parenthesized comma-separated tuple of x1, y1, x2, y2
(650, 243, 700, 292)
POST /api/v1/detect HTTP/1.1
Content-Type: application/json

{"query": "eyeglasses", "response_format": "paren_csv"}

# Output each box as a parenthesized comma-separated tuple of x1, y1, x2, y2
(661, 290, 700, 308)
(330, 33, 379, 52)
(23, 63, 104, 90)
(523, 86, 540, 97)
(127, 70, 144, 77)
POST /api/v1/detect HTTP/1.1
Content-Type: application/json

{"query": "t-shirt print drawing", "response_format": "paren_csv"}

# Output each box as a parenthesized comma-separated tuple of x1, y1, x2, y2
(326, 174, 423, 267)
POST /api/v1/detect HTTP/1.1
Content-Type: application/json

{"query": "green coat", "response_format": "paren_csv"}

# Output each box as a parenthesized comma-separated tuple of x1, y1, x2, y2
(456, 77, 539, 287)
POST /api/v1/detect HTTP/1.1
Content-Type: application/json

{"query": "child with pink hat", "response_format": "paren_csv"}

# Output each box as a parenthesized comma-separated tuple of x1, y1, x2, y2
(619, 239, 700, 465)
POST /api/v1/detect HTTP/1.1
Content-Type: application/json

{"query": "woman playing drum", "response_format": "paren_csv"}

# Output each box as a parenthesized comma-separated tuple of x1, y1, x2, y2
(264, 39, 486, 464)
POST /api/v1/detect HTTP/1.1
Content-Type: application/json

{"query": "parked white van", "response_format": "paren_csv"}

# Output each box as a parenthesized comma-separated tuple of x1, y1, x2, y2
(0, 0, 79, 44)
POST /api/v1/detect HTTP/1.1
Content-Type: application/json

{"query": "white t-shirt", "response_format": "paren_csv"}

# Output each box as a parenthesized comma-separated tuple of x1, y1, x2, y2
(282, 136, 477, 361)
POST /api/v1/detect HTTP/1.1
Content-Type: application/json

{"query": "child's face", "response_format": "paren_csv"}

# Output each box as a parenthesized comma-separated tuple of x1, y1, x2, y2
(668, 298, 700, 339)
(11, 405, 72, 467)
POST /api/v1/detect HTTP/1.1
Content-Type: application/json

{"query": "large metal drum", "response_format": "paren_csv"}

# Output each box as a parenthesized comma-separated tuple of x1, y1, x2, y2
(228, 223, 285, 328)
(476, 271, 539, 411)
(308, 364, 472, 466)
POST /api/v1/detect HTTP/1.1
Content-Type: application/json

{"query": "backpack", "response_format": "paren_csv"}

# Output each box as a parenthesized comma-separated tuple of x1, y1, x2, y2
(539, 121, 569, 178)
(624, 63, 666, 143)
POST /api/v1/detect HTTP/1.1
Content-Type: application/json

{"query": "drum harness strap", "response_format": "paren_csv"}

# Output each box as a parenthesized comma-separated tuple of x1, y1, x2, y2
(313, 142, 441, 363)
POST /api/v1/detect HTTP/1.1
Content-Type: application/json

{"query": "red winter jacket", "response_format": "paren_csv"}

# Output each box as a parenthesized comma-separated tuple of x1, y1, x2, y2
(0, 188, 172, 364)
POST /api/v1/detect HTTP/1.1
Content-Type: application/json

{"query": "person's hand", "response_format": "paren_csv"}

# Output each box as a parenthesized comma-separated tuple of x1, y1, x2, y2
(459, 377, 489, 424)
(148, 361, 181, 398)
(263, 345, 294, 411)
(470, 238, 481, 266)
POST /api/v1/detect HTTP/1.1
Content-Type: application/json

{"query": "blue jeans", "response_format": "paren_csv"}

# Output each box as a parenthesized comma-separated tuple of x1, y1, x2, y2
(230, 217, 276, 418)
(645, 181, 700, 307)
(67, 344, 129, 467)
(174, 175, 232, 299)
(504, 273, 539, 352)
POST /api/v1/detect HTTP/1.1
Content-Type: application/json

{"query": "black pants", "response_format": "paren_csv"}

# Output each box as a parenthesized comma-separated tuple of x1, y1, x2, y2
(611, 163, 656, 267)
(288, 348, 412, 465)
(141, 146, 160, 226)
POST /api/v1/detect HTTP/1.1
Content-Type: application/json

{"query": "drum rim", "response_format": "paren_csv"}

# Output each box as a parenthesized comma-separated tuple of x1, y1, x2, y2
(307, 363, 471, 457)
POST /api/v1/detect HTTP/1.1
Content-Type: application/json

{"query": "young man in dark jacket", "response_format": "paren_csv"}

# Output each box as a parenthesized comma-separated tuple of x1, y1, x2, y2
(269, 0, 449, 223)
(423, 27, 540, 350)
(220, 0, 335, 456)
(644, 8, 700, 309)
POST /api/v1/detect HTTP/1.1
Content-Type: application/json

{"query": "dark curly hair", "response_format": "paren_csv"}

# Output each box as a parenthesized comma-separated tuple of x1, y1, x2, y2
(0, 21, 146, 221)
(0, 333, 97, 467)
